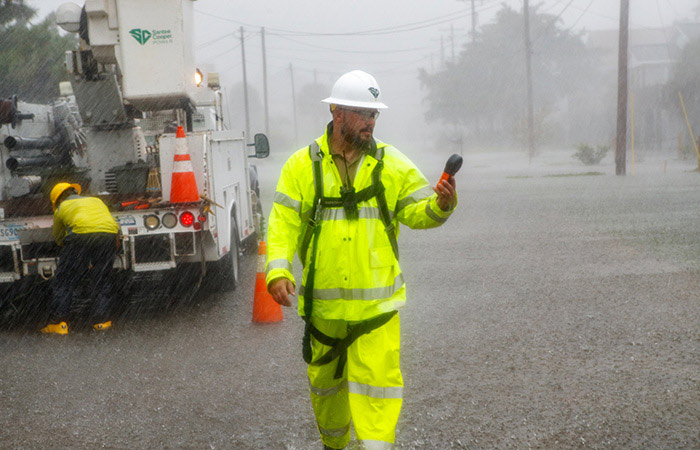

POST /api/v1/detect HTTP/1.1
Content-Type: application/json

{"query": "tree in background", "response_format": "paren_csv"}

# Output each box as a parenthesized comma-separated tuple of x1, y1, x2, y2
(667, 36, 700, 156)
(668, 37, 700, 117)
(419, 4, 601, 149)
(0, 1, 76, 103)
(0, 0, 34, 27)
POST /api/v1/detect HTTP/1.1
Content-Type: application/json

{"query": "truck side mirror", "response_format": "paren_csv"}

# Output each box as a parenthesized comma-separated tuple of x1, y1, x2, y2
(251, 133, 269, 158)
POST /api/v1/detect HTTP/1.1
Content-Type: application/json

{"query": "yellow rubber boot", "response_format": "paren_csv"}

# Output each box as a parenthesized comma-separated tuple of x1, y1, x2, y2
(40, 321, 69, 335)
(93, 321, 112, 331)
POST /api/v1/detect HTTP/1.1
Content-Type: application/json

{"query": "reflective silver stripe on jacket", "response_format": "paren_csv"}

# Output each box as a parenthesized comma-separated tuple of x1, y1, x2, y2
(309, 379, 348, 397)
(360, 439, 395, 450)
(273, 191, 302, 213)
(300, 274, 405, 301)
(318, 422, 351, 438)
(425, 202, 447, 224)
(266, 259, 293, 274)
(396, 186, 434, 212)
(319, 206, 392, 222)
(303, 206, 395, 223)
(348, 381, 403, 399)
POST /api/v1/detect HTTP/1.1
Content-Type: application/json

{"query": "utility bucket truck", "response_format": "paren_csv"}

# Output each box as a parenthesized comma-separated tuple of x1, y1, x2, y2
(0, 0, 268, 311)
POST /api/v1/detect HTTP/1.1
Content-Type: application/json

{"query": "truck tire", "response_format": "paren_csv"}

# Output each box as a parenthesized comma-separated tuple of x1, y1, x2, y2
(243, 195, 264, 255)
(219, 217, 240, 291)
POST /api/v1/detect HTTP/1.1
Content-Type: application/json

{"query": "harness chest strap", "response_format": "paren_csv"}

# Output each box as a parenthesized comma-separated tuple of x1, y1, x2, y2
(299, 141, 398, 265)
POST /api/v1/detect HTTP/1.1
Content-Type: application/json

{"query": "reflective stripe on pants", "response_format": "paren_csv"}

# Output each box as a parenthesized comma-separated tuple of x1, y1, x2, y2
(308, 313, 402, 449)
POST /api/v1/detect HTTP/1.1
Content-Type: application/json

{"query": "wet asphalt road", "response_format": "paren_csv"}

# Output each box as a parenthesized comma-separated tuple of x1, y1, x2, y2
(1, 149, 699, 449)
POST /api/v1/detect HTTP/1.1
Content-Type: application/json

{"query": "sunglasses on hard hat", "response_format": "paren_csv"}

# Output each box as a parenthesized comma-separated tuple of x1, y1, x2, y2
(341, 108, 380, 120)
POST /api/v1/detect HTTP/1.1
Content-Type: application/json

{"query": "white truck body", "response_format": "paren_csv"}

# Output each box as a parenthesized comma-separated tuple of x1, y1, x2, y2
(0, 0, 266, 292)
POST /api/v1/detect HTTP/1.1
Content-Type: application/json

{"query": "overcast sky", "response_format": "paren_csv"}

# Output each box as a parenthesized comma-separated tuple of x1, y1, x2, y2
(29, 0, 700, 150)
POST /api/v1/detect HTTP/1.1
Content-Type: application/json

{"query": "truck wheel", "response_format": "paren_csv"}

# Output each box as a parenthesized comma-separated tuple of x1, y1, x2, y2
(244, 196, 264, 255)
(220, 217, 240, 291)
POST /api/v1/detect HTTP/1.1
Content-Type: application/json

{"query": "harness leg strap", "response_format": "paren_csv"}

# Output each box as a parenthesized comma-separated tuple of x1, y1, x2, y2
(309, 311, 398, 379)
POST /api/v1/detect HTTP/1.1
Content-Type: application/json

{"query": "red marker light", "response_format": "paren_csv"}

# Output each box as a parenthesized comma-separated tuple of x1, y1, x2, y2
(180, 211, 195, 227)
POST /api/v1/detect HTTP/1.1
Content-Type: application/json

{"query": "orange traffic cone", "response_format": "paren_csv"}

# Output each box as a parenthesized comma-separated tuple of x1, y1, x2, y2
(252, 241, 284, 323)
(170, 126, 199, 203)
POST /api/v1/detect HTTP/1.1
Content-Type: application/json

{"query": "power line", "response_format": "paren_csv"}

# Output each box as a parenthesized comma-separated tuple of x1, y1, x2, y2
(564, 0, 595, 32)
(655, 0, 675, 64)
(207, 44, 241, 60)
(194, 5, 504, 37)
(197, 31, 236, 49)
(272, 34, 436, 54)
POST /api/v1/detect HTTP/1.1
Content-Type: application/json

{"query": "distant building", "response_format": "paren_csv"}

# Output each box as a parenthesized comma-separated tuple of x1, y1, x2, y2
(585, 24, 700, 152)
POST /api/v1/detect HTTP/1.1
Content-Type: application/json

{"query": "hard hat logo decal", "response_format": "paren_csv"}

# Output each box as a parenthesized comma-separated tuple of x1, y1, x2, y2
(130, 28, 152, 45)
(368, 87, 380, 99)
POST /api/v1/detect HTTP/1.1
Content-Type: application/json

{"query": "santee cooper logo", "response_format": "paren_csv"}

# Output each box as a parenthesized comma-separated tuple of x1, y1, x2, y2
(129, 28, 151, 45)
(129, 28, 173, 45)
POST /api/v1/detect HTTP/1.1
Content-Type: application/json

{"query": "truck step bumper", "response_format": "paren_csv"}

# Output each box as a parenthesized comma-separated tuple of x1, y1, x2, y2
(132, 261, 176, 272)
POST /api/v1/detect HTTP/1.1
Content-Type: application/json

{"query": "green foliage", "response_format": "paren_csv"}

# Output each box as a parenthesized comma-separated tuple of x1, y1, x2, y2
(573, 143, 608, 165)
(0, 6, 77, 103)
(419, 5, 597, 146)
(0, 0, 35, 28)
(668, 38, 700, 122)
(679, 141, 698, 160)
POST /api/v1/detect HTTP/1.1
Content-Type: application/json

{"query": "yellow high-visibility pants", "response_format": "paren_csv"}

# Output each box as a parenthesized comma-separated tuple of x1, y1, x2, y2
(307, 313, 403, 450)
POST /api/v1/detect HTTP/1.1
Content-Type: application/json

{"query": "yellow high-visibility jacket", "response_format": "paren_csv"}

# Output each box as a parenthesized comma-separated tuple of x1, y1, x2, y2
(266, 125, 456, 321)
(53, 195, 119, 246)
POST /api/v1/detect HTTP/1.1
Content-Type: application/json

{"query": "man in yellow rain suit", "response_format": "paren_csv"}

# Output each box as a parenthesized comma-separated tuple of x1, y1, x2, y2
(266, 70, 457, 449)
(40, 182, 120, 334)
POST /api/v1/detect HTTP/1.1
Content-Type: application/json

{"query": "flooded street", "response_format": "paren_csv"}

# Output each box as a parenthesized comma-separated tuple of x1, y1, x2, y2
(1, 149, 699, 449)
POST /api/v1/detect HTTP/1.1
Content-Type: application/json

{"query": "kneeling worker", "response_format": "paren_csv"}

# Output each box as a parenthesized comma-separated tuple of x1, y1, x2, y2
(266, 70, 457, 449)
(41, 182, 120, 334)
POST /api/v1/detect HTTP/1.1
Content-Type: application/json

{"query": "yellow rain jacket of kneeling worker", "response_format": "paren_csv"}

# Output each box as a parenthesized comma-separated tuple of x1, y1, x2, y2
(266, 124, 456, 321)
(52, 195, 120, 246)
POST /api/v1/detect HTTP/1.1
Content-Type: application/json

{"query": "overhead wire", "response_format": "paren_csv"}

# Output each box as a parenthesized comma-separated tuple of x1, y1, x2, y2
(197, 31, 236, 49)
(563, 0, 595, 32)
(198, 0, 620, 91)
(194, 2, 504, 37)
(271, 34, 435, 54)
(655, 0, 675, 64)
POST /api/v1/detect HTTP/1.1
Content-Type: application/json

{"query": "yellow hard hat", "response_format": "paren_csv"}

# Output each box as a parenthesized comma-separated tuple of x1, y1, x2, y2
(50, 182, 81, 211)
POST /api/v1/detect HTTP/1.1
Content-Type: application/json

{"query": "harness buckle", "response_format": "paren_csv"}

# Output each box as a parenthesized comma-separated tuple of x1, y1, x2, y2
(340, 186, 359, 220)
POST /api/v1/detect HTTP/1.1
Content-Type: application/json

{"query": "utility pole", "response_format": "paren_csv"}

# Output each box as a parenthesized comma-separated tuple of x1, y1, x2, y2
(470, 0, 477, 41)
(615, 0, 630, 176)
(440, 36, 445, 66)
(289, 63, 299, 147)
(450, 24, 455, 61)
(261, 27, 269, 137)
(239, 26, 250, 141)
(523, 0, 535, 161)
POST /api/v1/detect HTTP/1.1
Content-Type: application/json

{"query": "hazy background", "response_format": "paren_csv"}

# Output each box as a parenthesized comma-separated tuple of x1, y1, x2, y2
(29, 0, 700, 158)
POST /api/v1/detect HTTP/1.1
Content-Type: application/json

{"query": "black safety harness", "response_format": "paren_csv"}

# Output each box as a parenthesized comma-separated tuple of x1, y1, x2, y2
(300, 139, 399, 379)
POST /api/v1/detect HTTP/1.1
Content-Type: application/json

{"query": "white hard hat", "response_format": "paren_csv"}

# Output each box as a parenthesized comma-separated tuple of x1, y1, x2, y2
(322, 70, 388, 109)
